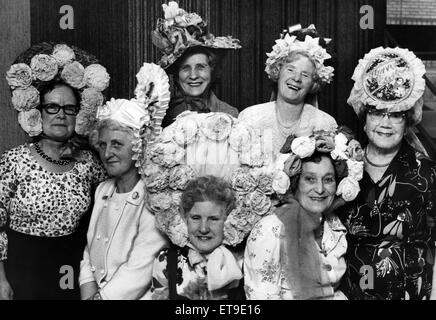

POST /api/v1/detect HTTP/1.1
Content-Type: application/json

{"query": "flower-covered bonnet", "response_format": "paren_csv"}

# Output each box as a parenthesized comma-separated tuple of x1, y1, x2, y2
(347, 46, 426, 126)
(5, 42, 110, 137)
(151, 1, 241, 70)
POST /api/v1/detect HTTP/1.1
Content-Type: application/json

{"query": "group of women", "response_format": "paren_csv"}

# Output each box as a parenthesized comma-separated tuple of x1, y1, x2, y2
(0, 1, 435, 300)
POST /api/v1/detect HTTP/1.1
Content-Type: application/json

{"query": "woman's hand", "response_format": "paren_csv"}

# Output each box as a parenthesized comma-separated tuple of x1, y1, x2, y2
(0, 279, 13, 300)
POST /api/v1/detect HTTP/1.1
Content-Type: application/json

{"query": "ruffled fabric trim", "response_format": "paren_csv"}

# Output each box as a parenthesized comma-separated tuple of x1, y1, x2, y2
(347, 46, 426, 125)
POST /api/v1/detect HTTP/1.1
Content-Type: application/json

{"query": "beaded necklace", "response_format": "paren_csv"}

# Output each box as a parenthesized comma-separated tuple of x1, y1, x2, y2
(34, 142, 71, 166)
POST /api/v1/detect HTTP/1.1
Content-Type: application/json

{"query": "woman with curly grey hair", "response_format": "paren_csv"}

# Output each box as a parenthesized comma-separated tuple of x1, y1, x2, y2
(238, 24, 337, 160)
(149, 175, 245, 300)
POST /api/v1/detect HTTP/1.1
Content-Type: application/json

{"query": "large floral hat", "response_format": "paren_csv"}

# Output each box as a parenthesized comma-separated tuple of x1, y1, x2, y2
(265, 24, 334, 84)
(347, 46, 426, 126)
(278, 126, 365, 202)
(151, 1, 241, 69)
(96, 63, 171, 173)
(5, 42, 110, 137)
(143, 110, 300, 248)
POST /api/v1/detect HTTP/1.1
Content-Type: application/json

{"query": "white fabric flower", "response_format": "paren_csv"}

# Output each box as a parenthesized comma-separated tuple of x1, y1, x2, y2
(11, 86, 40, 112)
(51, 44, 75, 67)
(30, 54, 58, 81)
(290, 136, 316, 158)
(271, 170, 291, 195)
(83, 64, 110, 91)
(346, 159, 364, 182)
(61, 61, 85, 89)
(331, 133, 349, 160)
(18, 109, 42, 137)
(336, 177, 360, 201)
(6, 63, 33, 89)
(80, 87, 104, 114)
(75, 110, 96, 136)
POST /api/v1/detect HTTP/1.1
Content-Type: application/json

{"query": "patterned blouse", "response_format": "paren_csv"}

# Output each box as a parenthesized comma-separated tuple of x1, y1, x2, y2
(0, 144, 107, 260)
(150, 245, 244, 300)
(244, 214, 348, 300)
(338, 141, 436, 300)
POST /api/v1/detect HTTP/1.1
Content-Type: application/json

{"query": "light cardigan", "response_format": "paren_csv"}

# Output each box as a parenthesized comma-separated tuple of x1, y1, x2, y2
(79, 179, 168, 300)
(238, 102, 337, 161)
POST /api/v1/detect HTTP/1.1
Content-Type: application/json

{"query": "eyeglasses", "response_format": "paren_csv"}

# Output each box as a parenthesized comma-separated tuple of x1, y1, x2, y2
(367, 109, 406, 124)
(42, 103, 79, 116)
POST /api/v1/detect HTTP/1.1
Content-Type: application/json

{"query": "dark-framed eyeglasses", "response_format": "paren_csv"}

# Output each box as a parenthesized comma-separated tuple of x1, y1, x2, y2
(42, 103, 79, 116)
(367, 109, 406, 124)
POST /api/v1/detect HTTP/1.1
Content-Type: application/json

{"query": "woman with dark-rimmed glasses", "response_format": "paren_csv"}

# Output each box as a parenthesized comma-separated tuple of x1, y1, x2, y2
(339, 47, 436, 300)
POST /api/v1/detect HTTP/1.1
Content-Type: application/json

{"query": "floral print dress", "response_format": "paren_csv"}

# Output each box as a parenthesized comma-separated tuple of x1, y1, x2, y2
(338, 142, 436, 300)
(244, 214, 348, 300)
(0, 144, 107, 260)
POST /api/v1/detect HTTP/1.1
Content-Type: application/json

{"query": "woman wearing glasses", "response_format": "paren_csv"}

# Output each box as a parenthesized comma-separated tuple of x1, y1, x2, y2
(338, 47, 436, 300)
(0, 43, 109, 299)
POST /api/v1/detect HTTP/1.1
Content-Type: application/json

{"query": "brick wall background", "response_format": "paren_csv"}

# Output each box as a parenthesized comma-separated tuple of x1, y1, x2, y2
(387, 0, 436, 25)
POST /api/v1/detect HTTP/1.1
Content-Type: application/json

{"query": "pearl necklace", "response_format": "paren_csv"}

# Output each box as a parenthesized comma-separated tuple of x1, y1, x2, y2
(34, 142, 71, 166)
(275, 105, 301, 137)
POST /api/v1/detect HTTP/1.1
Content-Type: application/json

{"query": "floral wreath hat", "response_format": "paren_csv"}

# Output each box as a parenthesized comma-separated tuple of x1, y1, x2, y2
(5, 42, 110, 137)
(142, 112, 364, 248)
(95, 63, 171, 174)
(265, 24, 334, 85)
(151, 1, 241, 70)
(347, 46, 426, 126)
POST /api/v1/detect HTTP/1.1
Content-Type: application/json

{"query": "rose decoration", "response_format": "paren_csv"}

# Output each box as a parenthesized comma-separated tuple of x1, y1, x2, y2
(245, 190, 272, 216)
(6, 63, 33, 89)
(336, 177, 360, 201)
(143, 163, 170, 192)
(17, 109, 42, 137)
(51, 44, 75, 67)
(228, 122, 252, 152)
(148, 192, 173, 214)
(80, 88, 104, 113)
(200, 113, 233, 141)
(315, 134, 335, 153)
(169, 165, 197, 190)
(231, 168, 257, 194)
(347, 159, 364, 181)
(331, 132, 349, 160)
(83, 64, 110, 91)
(148, 141, 185, 168)
(256, 174, 274, 195)
(61, 61, 85, 89)
(30, 54, 58, 81)
(155, 207, 188, 247)
(291, 136, 316, 158)
(75, 110, 96, 136)
(172, 116, 198, 145)
(283, 154, 302, 177)
(272, 170, 291, 194)
(11, 86, 40, 112)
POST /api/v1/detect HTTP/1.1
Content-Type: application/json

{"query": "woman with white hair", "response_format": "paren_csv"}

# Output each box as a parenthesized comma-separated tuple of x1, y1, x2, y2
(79, 64, 169, 300)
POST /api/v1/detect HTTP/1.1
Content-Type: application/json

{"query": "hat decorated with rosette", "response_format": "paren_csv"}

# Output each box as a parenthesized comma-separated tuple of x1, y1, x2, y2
(347, 46, 426, 126)
(151, 1, 241, 70)
(5, 42, 111, 137)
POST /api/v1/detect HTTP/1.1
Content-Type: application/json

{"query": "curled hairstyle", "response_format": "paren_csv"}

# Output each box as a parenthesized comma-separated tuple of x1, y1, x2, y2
(89, 118, 136, 150)
(39, 80, 82, 108)
(180, 175, 236, 216)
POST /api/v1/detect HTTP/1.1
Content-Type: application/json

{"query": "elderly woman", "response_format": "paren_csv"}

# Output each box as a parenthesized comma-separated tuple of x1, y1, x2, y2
(239, 24, 337, 160)
(244, 128, 364, 300)
(0, 43, 109, 300)
(151, 1, 240, 127)
(150, 175, 244, 300)
(79, 98, 168, 300)
(339, 47, 436, 300)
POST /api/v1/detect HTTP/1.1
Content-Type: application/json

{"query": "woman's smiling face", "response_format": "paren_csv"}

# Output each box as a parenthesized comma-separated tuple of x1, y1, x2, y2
(277, 54, 315, 105)
(177, 53, 212, 97)
(295, 155, 337, 216)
